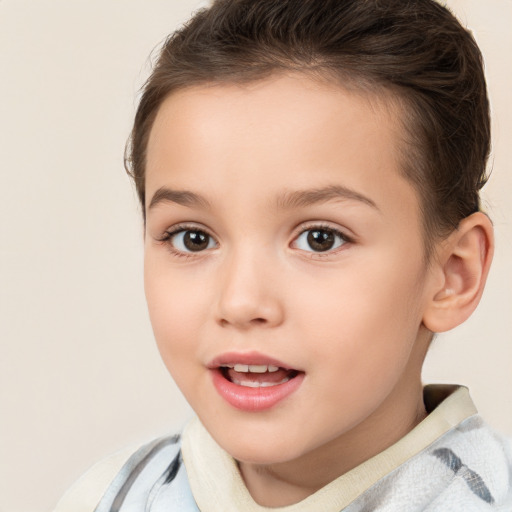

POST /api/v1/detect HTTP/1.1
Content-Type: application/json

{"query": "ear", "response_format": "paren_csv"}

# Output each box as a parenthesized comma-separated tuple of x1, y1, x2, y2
(422, 212, 494, 333)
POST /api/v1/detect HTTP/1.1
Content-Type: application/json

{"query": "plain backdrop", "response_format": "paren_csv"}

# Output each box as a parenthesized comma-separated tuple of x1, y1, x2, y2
(0, 1, 510, 511)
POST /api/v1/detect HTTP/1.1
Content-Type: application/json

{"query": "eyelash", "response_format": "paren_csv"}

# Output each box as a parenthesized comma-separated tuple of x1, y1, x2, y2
(292, 224, 353, 256)
(157, 224, 217, 259)
(156, 223, 353, 258)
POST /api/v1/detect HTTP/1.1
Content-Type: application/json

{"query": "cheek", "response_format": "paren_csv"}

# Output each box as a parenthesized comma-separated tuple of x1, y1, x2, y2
(144, 263, 218, 411)
(292, 253, 426, 367)
(144, 260, 206, 362)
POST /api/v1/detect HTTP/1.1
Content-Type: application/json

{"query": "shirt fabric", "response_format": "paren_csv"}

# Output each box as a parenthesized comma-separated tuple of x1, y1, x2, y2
(54, 385, 512, 511)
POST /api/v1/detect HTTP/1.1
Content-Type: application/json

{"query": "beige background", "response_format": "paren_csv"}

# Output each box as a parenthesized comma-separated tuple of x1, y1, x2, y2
(0, 1, 510, 511)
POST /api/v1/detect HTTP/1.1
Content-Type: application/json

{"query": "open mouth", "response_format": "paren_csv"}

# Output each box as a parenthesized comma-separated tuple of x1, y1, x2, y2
(209, 356, 305, 410)
(219, 364, 300, 388)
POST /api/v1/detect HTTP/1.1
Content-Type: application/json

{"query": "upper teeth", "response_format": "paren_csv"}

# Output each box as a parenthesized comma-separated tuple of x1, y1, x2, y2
(221, 364, 279, 373)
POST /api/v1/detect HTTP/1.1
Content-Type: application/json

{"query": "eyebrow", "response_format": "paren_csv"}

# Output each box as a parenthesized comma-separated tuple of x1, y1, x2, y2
(276, 185, 379, 211)
(148, 187, 211, 210)
(147, 184, 379, 213)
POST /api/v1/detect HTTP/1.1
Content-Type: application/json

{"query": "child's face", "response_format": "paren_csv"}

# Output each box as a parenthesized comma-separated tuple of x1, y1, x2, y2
(144, 75, 436, 468)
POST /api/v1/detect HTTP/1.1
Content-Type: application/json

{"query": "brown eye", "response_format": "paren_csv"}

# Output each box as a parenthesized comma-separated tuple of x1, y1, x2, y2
(294, 227, 348, 253)
(170, 229, 216, 253)
(183, 231, 209, 251)
(307, 229, 335, 251)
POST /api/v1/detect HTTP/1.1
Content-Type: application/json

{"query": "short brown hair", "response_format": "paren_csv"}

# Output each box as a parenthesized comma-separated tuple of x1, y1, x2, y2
(126, 0, 490, 252)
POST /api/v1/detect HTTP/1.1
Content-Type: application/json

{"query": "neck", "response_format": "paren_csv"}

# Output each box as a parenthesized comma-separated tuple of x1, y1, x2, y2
(238, 375, 427, 507)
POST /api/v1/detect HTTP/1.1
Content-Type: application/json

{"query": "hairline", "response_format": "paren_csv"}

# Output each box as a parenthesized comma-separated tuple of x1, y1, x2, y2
(133, 69, 445, 262)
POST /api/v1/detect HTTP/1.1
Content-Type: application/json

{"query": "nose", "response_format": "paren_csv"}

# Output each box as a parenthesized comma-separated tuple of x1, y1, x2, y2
(215, 249, 284, 329)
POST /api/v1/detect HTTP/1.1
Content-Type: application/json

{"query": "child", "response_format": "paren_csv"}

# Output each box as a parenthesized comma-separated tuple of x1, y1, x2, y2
(55, 0, 512, 510)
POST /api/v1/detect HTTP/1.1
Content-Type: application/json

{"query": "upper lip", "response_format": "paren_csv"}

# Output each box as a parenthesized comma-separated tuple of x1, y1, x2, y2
(207, 351, 299, 371)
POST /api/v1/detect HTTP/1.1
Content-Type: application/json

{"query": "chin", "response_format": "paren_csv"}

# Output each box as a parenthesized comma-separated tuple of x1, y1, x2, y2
(209, 424, 309, 466)
(228, 443, 297, 466)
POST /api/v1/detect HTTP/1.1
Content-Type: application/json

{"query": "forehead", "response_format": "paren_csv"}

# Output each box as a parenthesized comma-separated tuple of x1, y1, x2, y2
(145, 73, 419, 222)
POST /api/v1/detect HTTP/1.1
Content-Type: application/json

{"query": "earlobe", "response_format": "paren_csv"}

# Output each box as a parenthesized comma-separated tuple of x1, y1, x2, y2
(422, 212, 494, 333)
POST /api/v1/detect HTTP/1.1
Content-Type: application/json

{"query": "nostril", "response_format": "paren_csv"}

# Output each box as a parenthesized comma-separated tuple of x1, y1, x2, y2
(219, 317, 268, 328)
(216, 293, 284, 328)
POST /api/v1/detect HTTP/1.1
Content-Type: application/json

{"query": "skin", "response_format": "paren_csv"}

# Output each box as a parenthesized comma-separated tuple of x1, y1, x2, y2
(143, 74, 451, 507)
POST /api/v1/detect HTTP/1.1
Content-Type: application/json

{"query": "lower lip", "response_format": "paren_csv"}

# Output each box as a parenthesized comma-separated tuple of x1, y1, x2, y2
(211, 369, 304, 412)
